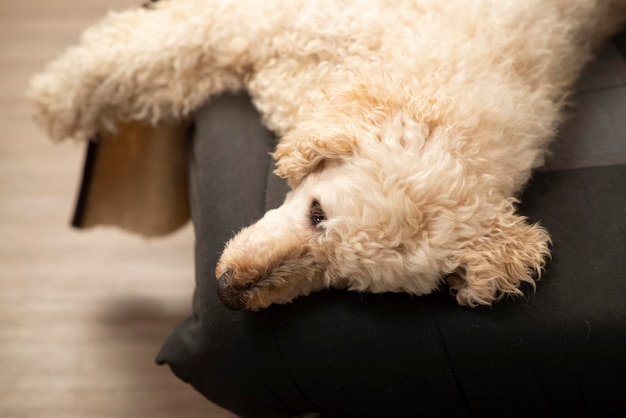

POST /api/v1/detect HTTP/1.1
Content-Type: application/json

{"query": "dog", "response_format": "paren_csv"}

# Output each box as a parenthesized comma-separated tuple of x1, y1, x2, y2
(29, 0, 626, 310)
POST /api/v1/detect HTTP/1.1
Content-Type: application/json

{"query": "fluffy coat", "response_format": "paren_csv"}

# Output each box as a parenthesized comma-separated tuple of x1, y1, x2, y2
(29, 0, 626, 309)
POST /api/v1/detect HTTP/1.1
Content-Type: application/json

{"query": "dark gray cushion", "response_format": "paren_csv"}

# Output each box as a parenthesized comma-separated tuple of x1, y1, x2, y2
(157, 33, 626, 417)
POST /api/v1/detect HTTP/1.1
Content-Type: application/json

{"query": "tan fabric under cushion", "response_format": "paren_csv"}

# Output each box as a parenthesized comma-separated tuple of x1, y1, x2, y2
(74, 122, 190, 237)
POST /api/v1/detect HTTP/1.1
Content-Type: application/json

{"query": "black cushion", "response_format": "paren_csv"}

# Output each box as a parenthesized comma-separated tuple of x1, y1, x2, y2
(156, 90, 625, 417)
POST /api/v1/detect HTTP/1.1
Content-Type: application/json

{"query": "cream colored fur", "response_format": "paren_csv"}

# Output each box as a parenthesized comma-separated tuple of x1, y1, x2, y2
(29, 0, 626, 309)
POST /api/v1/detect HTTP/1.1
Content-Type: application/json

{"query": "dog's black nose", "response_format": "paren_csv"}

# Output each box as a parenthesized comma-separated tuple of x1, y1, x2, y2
(216, 271, 246, 311)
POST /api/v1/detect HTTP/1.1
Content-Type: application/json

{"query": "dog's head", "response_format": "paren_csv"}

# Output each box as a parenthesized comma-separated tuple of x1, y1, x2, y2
(216, 86, 550, 310)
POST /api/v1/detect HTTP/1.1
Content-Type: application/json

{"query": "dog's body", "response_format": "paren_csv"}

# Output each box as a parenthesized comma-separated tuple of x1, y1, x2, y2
(30, 0, 626, 310)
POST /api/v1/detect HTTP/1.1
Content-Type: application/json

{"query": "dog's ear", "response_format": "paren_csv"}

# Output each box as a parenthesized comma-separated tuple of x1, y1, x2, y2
(273, 128, 356, 181)
(273, 81, 407, 182)
(449, 204, 551, 307)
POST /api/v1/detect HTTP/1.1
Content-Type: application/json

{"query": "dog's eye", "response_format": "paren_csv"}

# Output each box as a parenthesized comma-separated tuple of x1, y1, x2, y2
(309, 199, 326, 227)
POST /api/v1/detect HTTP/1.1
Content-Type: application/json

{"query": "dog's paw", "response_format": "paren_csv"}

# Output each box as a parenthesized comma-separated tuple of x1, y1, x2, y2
(28, 56, 109, 141)
(27, 7, 165, 142)
(27, 11, 138, 142)
(450, 208, 551, 307)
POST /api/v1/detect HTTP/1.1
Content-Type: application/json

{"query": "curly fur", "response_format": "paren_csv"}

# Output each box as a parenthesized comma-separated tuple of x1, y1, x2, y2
(28, 0, 626, 309)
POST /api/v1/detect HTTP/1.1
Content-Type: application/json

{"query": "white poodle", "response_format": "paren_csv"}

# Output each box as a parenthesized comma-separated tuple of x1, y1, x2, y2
(29, 0, 626, 310)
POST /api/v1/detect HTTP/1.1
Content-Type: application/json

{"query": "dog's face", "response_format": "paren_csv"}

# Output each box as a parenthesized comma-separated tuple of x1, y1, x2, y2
(216, 89, 550, 310)
(214, 163, 444, 310)
(216, 155, 450, 310)
(216, 133, 549, 311)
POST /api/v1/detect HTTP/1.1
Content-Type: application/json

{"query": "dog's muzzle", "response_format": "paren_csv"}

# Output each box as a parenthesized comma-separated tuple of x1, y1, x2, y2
(216, 270, 248, 311)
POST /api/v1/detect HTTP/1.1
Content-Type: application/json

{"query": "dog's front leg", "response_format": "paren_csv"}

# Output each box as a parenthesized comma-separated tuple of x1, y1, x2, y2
(28, 0, 266, 142)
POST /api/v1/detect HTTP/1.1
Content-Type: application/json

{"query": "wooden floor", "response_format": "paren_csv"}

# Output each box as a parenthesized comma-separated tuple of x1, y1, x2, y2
(0, 1, 236, 417)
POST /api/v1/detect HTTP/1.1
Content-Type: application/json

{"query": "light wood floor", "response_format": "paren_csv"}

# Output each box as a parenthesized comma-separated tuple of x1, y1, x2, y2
(0, 1, 236, 417)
